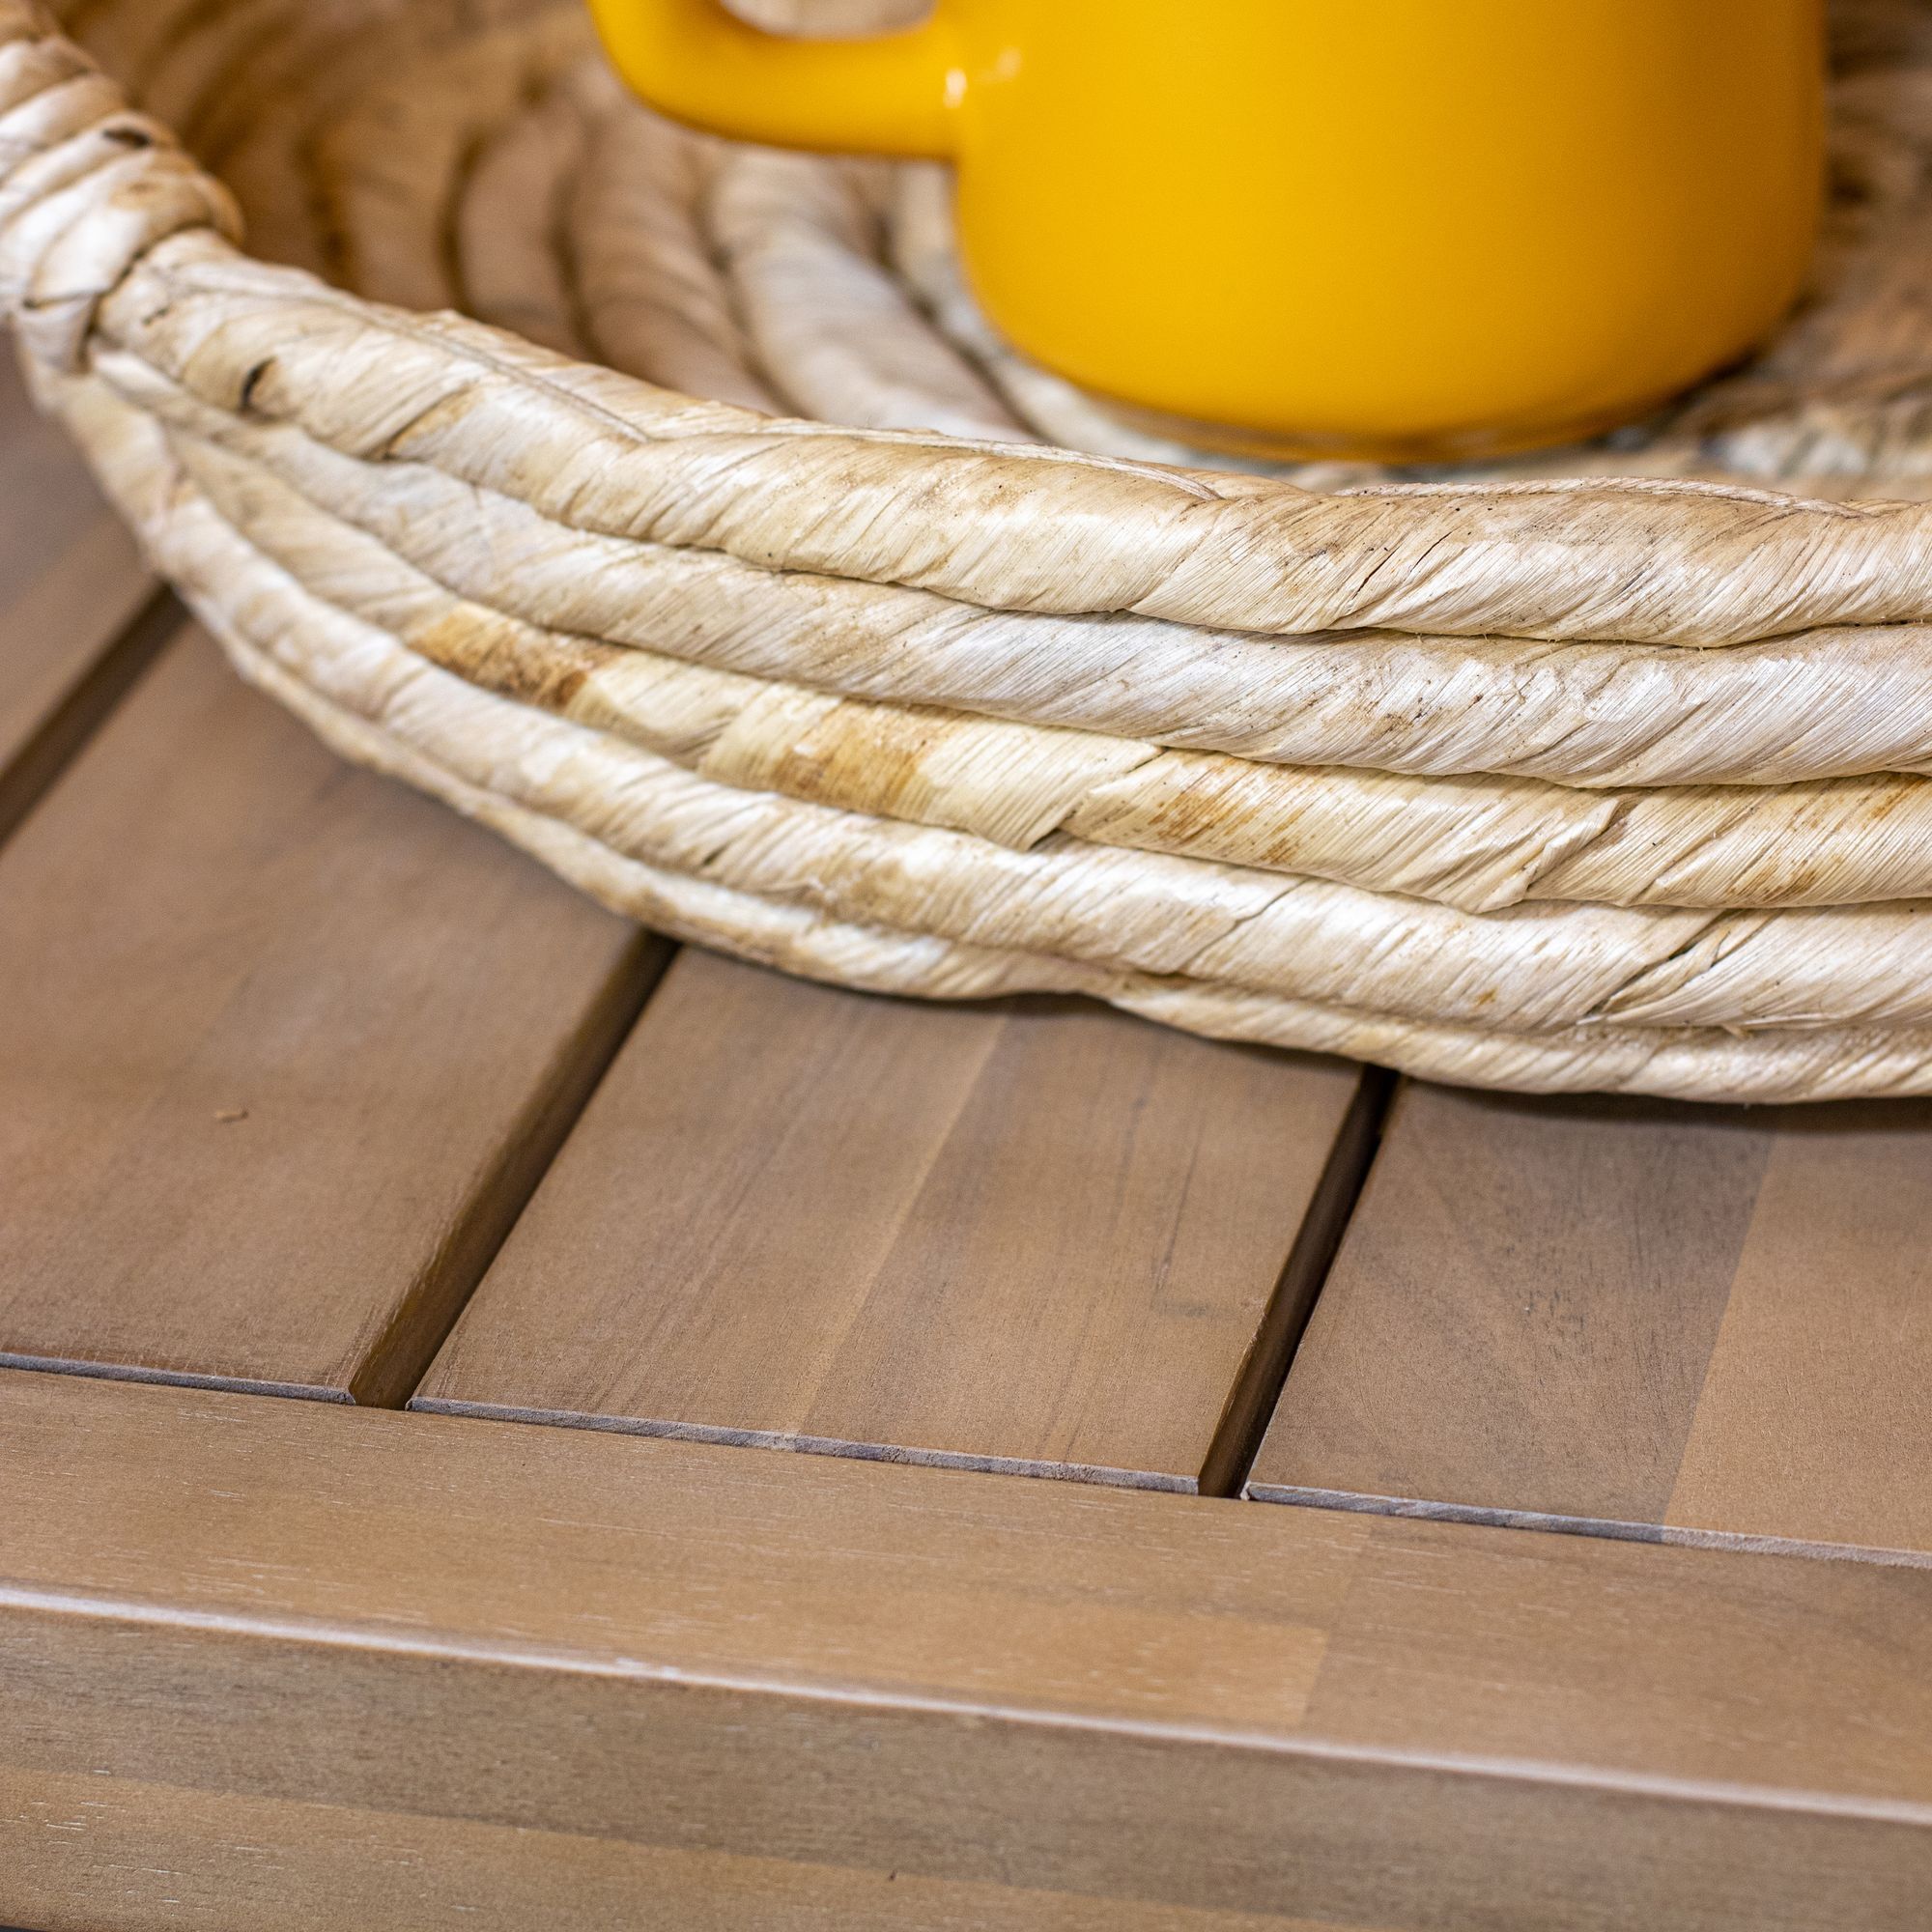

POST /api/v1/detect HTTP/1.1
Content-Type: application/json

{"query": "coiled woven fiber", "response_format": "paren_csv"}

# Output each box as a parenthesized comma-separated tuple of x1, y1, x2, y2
(12, 0, 1932, 1099)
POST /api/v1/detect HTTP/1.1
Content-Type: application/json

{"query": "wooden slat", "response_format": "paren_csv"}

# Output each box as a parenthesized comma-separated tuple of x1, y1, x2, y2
(413, 948, 1373, 1491)
(3, 1371, 1928, 1929)
(1664, 1112, 1932, 1556)
(0, 352, 163, 839)
(1, 1773, 1366, 1932)
(1245, 1084, 1932, 1562)
(0, 625, 661, 1403)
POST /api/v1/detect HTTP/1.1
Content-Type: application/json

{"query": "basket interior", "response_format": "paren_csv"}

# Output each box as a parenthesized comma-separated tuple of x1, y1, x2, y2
(46, 0, 1932, 500)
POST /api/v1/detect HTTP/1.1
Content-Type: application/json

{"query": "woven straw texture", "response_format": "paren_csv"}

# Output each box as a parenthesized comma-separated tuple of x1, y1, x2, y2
(12, 0, 1932, 1099)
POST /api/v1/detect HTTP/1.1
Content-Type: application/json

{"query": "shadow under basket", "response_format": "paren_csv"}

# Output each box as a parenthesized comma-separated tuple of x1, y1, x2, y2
(13, 0, 1932, 1101)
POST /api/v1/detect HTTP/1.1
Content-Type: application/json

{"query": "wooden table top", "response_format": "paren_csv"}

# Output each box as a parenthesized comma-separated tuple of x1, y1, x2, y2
(4, 344, 1930, 1931)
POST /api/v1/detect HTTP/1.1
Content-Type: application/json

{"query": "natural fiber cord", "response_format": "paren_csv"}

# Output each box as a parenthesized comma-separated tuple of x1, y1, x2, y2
(13, 0, 1932, 1098)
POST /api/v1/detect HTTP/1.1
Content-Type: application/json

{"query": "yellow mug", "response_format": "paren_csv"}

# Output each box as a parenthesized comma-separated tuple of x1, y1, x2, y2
(587, 0, 1827, 460)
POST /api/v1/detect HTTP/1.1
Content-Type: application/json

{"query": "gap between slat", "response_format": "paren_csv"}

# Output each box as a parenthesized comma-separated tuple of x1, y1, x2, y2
(1200, 1065, 1397, 1499)
(354, 937, 682, 1407)
(0, 586, 184, 855)
(1244, 1483, 1932, 1572)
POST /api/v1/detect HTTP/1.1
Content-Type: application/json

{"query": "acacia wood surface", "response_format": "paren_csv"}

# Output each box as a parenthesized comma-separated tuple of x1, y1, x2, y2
(6, 1370, 1931, 1932)
(1248, 1083, 1932, 1561)
(0, 1770, 1371, 1932)
(0, 353, 160, 841)
(0, 623, 661, 1403)
(414, 948, 1368, 1490)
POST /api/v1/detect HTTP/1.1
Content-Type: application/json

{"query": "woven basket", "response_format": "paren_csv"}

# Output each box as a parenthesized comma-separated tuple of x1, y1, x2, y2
(14, 0, 1932, 1101)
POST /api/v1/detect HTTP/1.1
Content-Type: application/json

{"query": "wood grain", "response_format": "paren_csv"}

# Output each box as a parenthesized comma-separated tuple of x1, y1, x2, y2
(415, 949, 1369, 1490)
(0, 352, 163, 842)
(1664, 1113, 1932, 1557)
(4, 1370, 1929, 1930)
(0, 625, 661, 1403)
(0, 1772, 1368, 1932)
(1246, 1084, 1932, 1562)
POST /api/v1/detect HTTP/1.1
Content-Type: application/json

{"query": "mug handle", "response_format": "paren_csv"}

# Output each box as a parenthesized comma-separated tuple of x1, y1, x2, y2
(584, 0, 960, 158)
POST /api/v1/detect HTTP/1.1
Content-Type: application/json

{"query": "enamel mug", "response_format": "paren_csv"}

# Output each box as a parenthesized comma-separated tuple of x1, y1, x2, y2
(587, 0, 1827, 459)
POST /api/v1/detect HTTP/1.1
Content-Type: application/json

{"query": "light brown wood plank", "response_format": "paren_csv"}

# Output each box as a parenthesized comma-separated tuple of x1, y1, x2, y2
(4, 1371, 1929, 1929)
(0, 625, 660, 1402)
(0, 1772, 1371, 1932)
(1663, 1115, 1932, 1556)
(1246, 1084, 1932, 1562)
(0, 352, 164, 839)
(414, 948, 1372, 1491)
